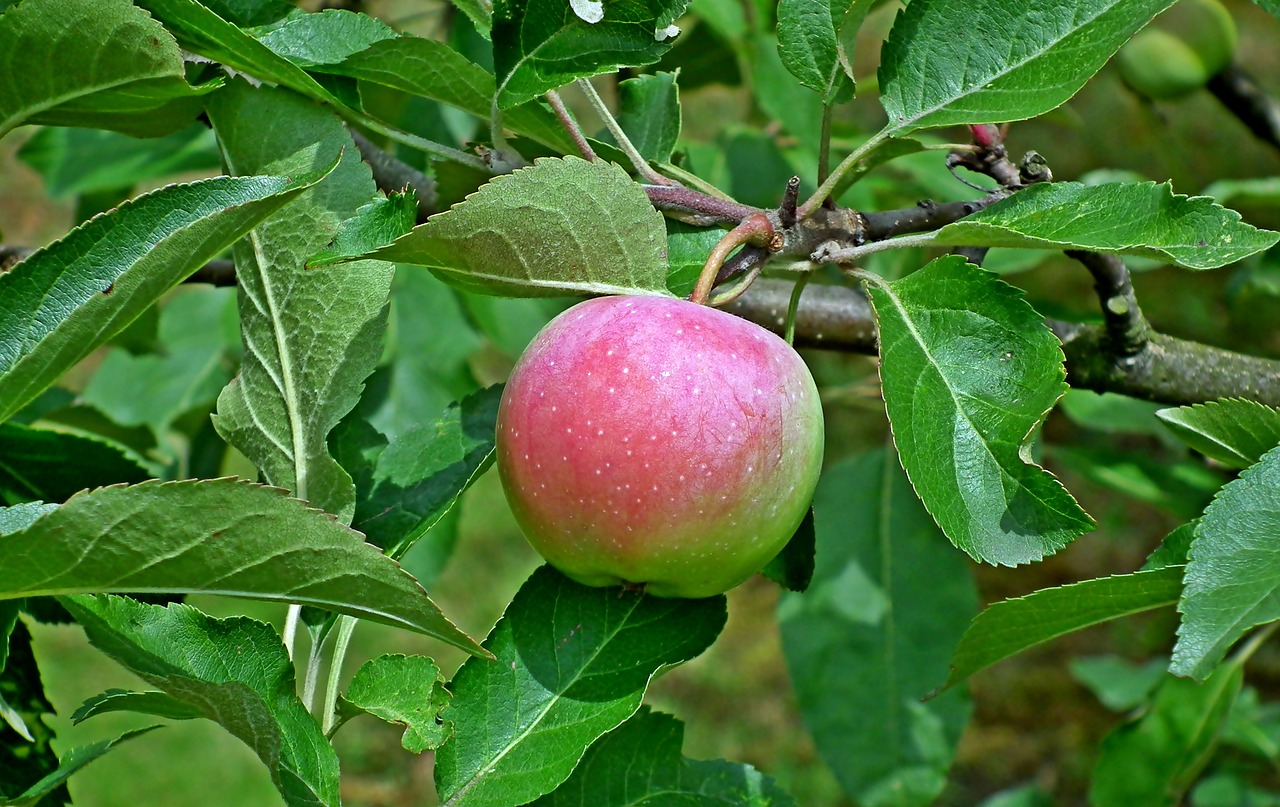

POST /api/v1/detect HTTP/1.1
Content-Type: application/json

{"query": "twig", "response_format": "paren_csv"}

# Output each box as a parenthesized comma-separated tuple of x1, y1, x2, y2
(10, 239, 1276, 407)
(724, 278, 1280, 407)
(861, 197, 999, 241)
(813, 232, 939, 265)
(708, 260, 768, 307)
(1066, 250, 1150, 356)
(1052, 322, 1280, 407)
(1208, 63, 1280, 153)
(715, 245, 771, 286)
(691, 213, 777, 304)
(347, 128, 436, 222)
(575, 78, 675, 186)
(546, 90, 597, 162)
(351, 112, 492, 173)
(723, 278, 878, 350)
(953, 246, 989, 265)
(797, 130, 888, 219)
(643, 185, 761, 226)
(779, 177, 800, 229)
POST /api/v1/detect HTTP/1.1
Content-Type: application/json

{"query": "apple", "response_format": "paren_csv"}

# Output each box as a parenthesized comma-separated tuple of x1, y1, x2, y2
(1117, 0, 1236, 101)
(496, 295, 824, 599)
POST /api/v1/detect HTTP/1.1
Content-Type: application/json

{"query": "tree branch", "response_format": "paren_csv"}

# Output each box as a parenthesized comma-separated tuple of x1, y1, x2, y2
(5, 244, 1276, 406)
(347, 128, 436, 222)
(1066, 250, 1150, 356)
(724, 277, 1280, 407)
(1208, 63, 1280, 153)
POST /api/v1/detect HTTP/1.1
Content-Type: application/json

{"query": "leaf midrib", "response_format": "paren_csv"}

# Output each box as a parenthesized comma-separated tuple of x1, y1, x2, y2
(443, 595, 647, 806)
(0, 68, 179, 139)
(885, 0, 1128, 135)
(221, 148, 310, 503)
(878, 284, 1005, 547)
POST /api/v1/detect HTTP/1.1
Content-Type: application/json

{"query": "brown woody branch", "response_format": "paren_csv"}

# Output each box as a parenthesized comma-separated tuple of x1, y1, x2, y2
(1208, 63, 1280, 153)
(724, 277, 1280, 408)
(4, 244, 1276, 406)
(347, 127, 436, 222)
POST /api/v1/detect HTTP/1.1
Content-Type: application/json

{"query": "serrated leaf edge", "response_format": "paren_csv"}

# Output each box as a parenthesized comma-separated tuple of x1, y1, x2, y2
(1172, 444, 1280, 678)
(867, 260, 1094, 566)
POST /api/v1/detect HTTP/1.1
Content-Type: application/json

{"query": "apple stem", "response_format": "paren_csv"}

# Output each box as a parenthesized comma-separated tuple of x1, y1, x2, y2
(708, 259, 768, 307)
(690, 213, 778, 305)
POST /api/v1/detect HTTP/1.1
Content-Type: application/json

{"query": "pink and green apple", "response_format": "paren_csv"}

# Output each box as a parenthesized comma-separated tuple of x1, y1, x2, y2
(496, 295, 824, 599)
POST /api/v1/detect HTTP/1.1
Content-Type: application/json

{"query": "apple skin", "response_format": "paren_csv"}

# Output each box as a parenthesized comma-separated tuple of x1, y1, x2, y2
(496, 295, 824, 599)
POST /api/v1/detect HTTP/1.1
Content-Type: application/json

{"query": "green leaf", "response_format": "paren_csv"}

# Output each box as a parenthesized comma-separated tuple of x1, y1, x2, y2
(613, 71, 682, 164)
(253, 7, 398, 67)
(777, 0, 871, 103)
(16, 125, 220, 200)
(191, 0, 294, 26)
(0, 423, 149, 504)
(0, 601, 15, 675)
(878, 0, 1176, 135)
(1173, 444, 1280, 679)
(1144, 521, 1198, 571)
(207, 82, 394, 523)
(779, 450, 976, 807)
(939, 567, 1184, 692)
(761, 508, 815, 593)
(691, 0, 748, 40)
(459, 295, 567, 359)
(0, 727, 159, 807)
(1059, 389, 1166, 437)
(308, 190, 418, 269)
(828, 137, 925, 203)
(1255, 0, 1280, 20)
(866, 256, 1094, 565)
(665, 221, 722, 298)
(132, 0, 343, 107)
(449, 0, 493, 36)
(0, 169, 328, 425)
(61, 595, 339, 807)
(1156, 399, 1280, 470)
(491, 0, 689, 109)
(749, 33, 824, 148)
(933, 182, 1280, 270)
(1070, 656, 1167, 712)
(370, 157, 671, 297)
(369, 274, 483, 442)
(531, 707, 797, 806)
(434, 565, 727, 807)
(0, 0, 217, 139)
(339, 654, 451, 753)
(309, 36, 573, 152)
(341, 385, 501, 559)
(1089, 661, 1244, 807)
(80, 348, 224, 436)
(0, 479, 484, 655)
(0, 619, 66, 803)
(0, 502, 56, 535)
(1048, 444, 1221, 521)
(80, 287, 239, 435)
(1203, 176, 1280, 207)
(72, 689, 205, 723)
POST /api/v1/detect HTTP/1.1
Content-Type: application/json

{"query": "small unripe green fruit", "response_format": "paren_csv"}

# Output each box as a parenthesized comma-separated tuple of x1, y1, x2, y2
(496, 296, 824, 599)
(1117, 0, 1236, 101)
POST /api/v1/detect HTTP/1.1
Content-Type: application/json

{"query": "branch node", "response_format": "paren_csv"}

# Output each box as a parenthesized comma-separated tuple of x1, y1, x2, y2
(779, 176, 800, 228)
